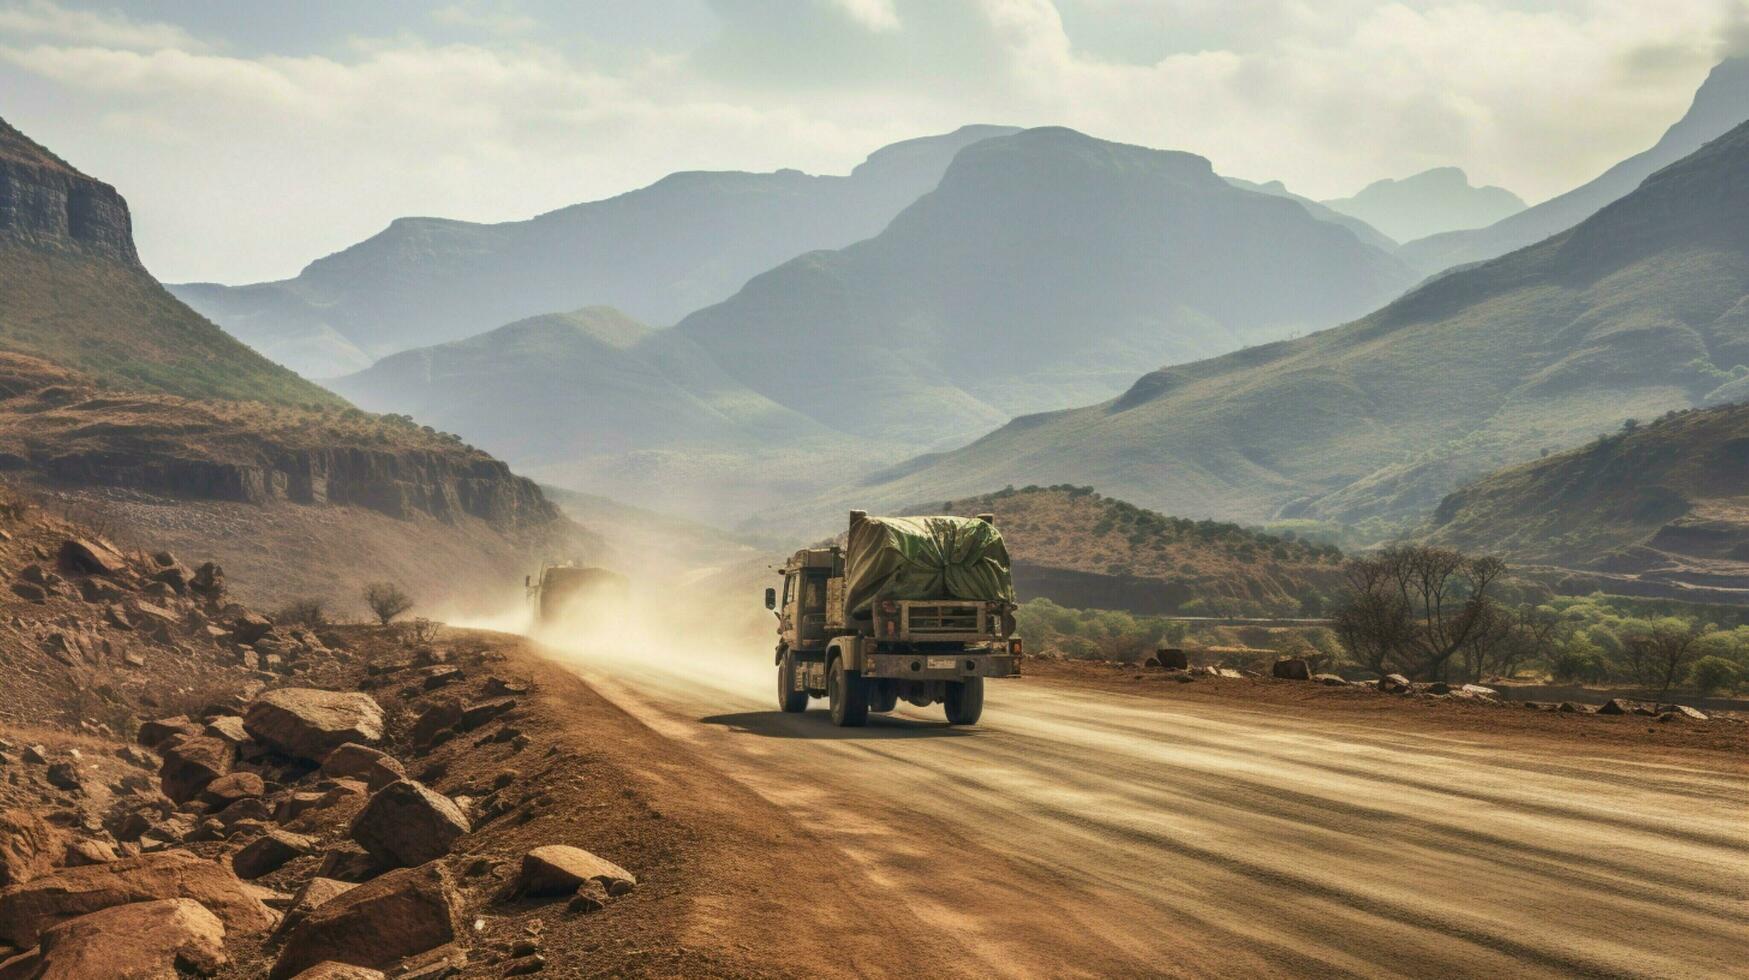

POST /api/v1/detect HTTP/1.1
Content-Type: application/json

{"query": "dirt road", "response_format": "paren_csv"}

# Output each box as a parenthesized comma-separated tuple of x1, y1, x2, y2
(543, 639, 1748, 978)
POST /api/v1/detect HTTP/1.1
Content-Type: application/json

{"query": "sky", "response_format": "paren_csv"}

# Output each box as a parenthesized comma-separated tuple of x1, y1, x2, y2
(2, 0, 1746, 284)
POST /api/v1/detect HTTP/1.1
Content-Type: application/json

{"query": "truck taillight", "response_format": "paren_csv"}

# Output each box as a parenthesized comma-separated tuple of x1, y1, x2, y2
(1008, 637, 1022, 656)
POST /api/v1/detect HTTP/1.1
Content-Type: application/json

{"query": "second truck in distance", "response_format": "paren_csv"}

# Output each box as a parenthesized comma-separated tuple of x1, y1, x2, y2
(766, 510, 1022, 727)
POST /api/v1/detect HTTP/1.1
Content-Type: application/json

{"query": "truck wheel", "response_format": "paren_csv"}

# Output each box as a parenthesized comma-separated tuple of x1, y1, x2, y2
(870, 680, 898, 713)
(827, 657, 869, 727)
(944, 677, 984, 725)
(777, 651, 809, 713)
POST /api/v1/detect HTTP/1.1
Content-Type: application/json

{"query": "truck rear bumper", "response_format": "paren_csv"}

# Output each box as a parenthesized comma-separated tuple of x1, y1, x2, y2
(863, 652, 1020, 680)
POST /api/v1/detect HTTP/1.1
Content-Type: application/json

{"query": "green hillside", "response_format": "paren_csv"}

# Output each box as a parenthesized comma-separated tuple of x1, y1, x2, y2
(1427, 403, 1749, 572)
(835, 116, 1749, 529)
(0, 117, 340, 407)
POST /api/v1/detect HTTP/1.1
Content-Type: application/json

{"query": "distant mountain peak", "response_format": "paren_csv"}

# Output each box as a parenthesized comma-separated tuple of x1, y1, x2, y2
(1323, 166, 1525, 242)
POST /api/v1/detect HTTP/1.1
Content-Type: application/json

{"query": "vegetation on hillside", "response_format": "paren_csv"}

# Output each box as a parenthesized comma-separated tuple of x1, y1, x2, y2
(915, 484, 1346, 617)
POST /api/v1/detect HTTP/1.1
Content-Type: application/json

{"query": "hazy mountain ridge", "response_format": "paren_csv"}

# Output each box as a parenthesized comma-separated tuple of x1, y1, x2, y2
(826, 115, 1749, 530)
(1398, 57, 1749, 273)
(1321, 167, 1524, 243)
(170, 125, 1022, 376)
(673, 126, 1418, 446)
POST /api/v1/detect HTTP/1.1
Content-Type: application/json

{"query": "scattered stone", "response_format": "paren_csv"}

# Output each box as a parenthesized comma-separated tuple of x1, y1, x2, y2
(1312, 673, 1347, 686)
(516, 845, 636, 898)
(233, 829, 317, 879)
(273, 877, 356, 938)
(483, 678, 529, 697)
(233, 611, 275, 645)
(1557, 701, 1588, 713)
(10, 581, 46, 603)
(30, 898, 227, 978)
(63, 838, 118, 867)
(44, 763, 82, 792)
(504, 955, 546, 975)
(0, 850, 276, 947)
(200, 771, 265, 807)
(0, 809, 66, 888)
(276, 792, 330, 825)
(313, 844, 384, 884)
(159, 735, 233, 804)
(1378, 674, 1413, 694)
(565, 883, 608, 915)
(190, 562, 225, 597)
(289, 963, 387, 979)
(58, 538, 126, 576)
(456, 698, 517, 733)
(76, 577, 122, 603)
(214, 796, 273, 827)
(1144, 648, 1188, 670)
(350, 781, 470, 868)
(422, 666, 462, 691)
(322, 743, 407, 792)
(21, 745, 48, 765)
(1598, 698, 1644, 716)
(203, 715, 250, 745)
(1271, 658, 1311, 681)
(413, 700, 465, 748)
(1661, 704, 1709, 721)
(1461, 683, 1497, 696)
(245, 689, 384, 762)
(270, 863, 463, 980)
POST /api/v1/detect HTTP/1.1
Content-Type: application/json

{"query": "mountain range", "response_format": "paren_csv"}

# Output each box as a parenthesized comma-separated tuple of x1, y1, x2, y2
(830, 113, 1749, 532)
(168, 125, 1022, 377)
(1321, 167, 1524, 243)
(328, 127, 1418, 520)
(1398, 56, 1749, 274)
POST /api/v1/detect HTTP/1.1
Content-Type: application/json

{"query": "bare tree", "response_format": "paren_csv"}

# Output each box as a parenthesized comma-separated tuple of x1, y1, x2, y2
(362, 581, 414, 625)
(1459, 604, 1560, 683)
(1332, 545, 1506, 680)
(1622, 621, 1706, 700)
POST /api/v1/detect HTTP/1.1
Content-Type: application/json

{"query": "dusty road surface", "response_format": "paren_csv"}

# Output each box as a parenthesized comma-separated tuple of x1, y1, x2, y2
(538, 634, 1748, 979)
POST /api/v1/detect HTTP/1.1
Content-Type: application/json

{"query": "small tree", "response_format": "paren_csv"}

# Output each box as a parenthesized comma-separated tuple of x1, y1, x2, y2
(1621, 620, 1705, 700)
(275, 598, 327, 628)
(1332, 545, 1506, 680)
(362, 581, 414, 625)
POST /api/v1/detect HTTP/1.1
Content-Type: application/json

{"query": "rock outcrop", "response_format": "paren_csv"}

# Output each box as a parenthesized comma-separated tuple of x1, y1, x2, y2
(270, 864, 462, 979)
(244, 690, 384, 763)
(349, 781, 470, 868)
(0, 118, 136, 263)
(0, 851, 275, 947)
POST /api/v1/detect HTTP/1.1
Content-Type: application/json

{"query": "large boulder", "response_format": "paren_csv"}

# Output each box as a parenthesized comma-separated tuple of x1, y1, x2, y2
(137, 717, 201, 748)
(199, 771, 264, 808)
(1377, 673, 1413, 694)
(273, 877, 354, 938)
(0, 850, 275, 946)
(57, 538, 126, 576)
(232, 830, 317, 880)
(270, 864, 462, 979)
(289, 964, 386, 980)
(158, 736, 233, 804)
(349, 781, 470, 869)
(411, 699, 463, 748)
(1271, 658, 1311, 681)
(321, 744, 406, 792)
(245, 690, 384, 762)
(516, 845, 636, 897)
(30, 898, 226, 978)
(233, 611, 274, 645)
(0, 810, 66, 888)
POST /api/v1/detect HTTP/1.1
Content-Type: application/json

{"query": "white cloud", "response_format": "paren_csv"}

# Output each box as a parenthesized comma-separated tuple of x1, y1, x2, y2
(0, 0, 1743, 283)
(0, 0, 203, 51)
(826, 0, 903, 32)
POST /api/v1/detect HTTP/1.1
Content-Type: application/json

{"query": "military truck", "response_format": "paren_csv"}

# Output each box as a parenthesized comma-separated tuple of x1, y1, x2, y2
(766, 510, 1022, 727)
(526, 563, 629, 624)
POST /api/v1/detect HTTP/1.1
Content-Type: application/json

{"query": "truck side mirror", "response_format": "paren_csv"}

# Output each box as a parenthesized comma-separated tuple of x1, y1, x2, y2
(764, 587, 777, 610)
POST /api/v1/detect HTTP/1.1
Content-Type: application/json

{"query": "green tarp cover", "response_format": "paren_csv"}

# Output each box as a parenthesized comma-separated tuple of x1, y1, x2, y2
(844, 516, 1014, 616)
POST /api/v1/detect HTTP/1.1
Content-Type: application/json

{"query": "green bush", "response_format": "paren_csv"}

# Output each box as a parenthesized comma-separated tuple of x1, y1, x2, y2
(1688, 656, 1742, 695)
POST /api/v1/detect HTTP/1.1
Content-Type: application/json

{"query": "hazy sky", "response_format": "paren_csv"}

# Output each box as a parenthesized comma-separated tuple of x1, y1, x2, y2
(3, 0, 1745, 283)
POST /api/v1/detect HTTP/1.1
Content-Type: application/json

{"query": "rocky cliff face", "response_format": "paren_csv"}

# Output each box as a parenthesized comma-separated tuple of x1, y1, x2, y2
(32, 445, 559, 529)
(0, 117, 137, 263)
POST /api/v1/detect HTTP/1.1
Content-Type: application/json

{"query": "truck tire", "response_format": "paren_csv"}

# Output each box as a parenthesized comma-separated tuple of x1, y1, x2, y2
(778, 651, 809, 713)
(870, 680, 898, 713)
(828, 656, 869, 727)
(944, 677, 984, 725)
